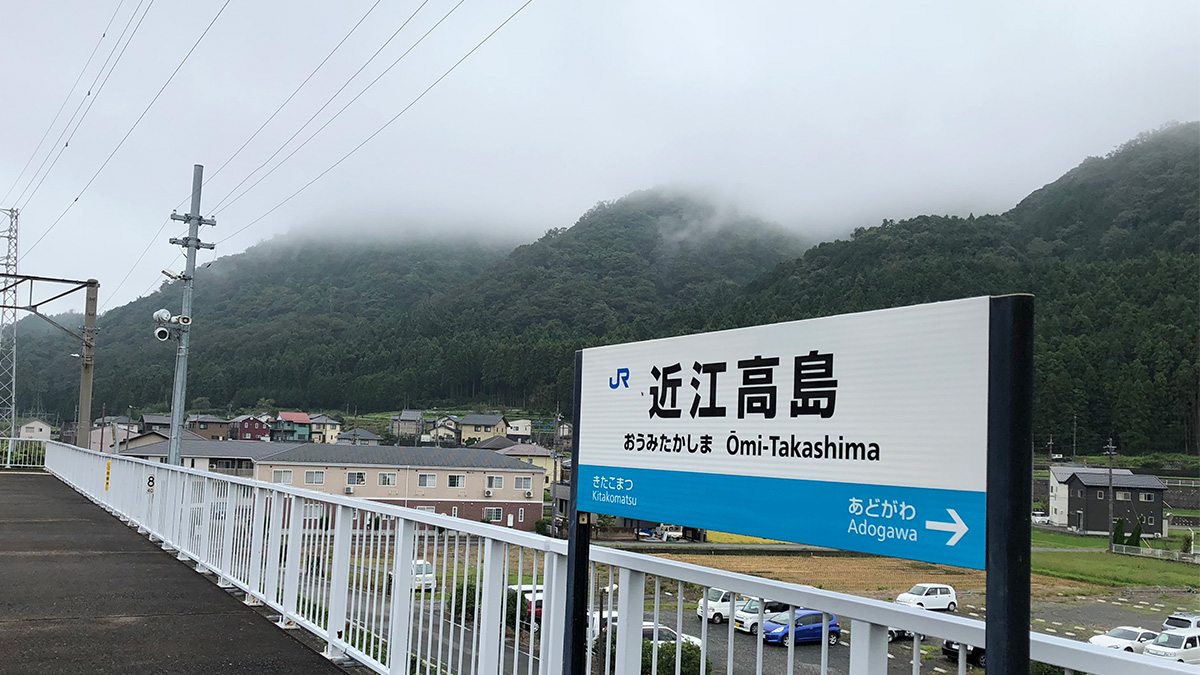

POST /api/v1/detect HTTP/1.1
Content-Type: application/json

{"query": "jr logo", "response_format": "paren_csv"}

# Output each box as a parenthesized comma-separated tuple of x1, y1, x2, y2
(609, 367, 630, 389)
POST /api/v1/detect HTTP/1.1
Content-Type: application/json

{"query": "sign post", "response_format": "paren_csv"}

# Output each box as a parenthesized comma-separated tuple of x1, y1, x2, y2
(563, 295, 1032, 673)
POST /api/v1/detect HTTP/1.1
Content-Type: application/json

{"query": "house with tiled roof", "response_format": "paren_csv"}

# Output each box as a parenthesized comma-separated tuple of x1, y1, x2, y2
(337, 428, 382, 446)
(389, 410, 423, 438)
(459, 414, 507, 445)
(186, 414, 230, 440)
(309, 414, 341, 444)
(271, 412, 311, 442)
(1049, 465, 1167, 536)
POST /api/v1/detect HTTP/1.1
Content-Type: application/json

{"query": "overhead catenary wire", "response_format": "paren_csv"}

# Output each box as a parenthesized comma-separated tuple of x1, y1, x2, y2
(216, 0, 537, 246)
(99, 0, 384, 311)
(0, 0, 127, 207)
(20, 0, 231, 262)
(11, 0, 151, 211)
(208, 0, 437, 214)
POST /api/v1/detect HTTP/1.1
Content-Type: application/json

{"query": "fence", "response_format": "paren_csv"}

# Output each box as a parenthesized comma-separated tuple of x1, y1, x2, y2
(1112, 543, 1198, 564)
(42, 441, 1194, 675)
(2, 437, 46, 468)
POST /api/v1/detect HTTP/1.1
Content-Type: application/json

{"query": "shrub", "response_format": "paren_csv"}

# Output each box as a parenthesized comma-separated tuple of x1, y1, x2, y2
(1112, 518, 1126, 545)
(1181, 532, 1194, 553)
(1126, 520, 1143, 546)
(535, 518, 552, 536)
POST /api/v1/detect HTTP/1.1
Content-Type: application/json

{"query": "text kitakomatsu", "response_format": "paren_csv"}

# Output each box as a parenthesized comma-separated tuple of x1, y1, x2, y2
(623, 432, 881, 461)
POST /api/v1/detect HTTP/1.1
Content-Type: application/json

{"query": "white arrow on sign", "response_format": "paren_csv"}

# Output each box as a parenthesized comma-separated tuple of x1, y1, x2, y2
(925, 509, 968, 546)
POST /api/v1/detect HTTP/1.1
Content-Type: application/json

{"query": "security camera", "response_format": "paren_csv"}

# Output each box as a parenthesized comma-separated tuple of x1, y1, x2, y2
(176, 315, 192, 326)
(153, 309, 172, 324)
(154, 326, 171, 342)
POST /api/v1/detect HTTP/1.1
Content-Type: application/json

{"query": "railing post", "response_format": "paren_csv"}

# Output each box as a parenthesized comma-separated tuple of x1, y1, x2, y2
(539, 551, 568, 675)
(476, 537, 507, 675)
(246, 487, 266, 601)
(387, 518, 417, 675)
(848, 620, 889, 675)
(218, 483, 237, 583)
(264, 490, 285, 605)
(198, 477, 213, 569)
(614, 568, 646, 675)
(280, 495, 304, 625)
(324, 504, 353, 658)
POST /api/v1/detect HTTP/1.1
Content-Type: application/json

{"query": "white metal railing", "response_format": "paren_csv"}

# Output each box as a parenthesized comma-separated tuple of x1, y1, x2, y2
(2, 437, 46, 468)
(1112, 543, 1198, 564)
(41, 441, 1195, 675)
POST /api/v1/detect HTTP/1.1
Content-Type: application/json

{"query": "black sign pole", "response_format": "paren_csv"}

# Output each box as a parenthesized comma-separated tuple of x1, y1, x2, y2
(564, 350, 590, 675)
(986, 294, 1034, 673)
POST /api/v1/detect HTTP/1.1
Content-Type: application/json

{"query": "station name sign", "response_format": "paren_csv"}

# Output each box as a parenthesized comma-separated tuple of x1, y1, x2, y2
(575, 297, 994, 569)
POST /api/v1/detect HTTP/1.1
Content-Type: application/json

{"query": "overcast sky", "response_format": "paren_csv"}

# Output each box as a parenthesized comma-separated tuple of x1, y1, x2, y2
(2, 1, 1196, 314)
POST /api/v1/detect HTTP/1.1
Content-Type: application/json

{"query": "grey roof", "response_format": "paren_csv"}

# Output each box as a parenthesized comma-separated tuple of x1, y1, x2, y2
(499, 443, 553, 458)
(1049, 465, 1133, 483)
(341, 428, 382, 440)
(473, 436, 516, 450)
(398, 410, 423, 422)
(264, 445, 543, 471)
(141, 414, 172, 425)
(121, 439, 305, 461)
(95, 415, 133, 425)
(1070, 472, 1167, 490)
(460, 414, 504, 426)
(186, 414, 229, 424)
(309, 414, 338, 424)
(229, 414, 257, 424)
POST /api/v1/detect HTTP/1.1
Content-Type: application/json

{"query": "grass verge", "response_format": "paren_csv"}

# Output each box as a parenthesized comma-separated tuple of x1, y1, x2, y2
(1031, 550, 1200, 587)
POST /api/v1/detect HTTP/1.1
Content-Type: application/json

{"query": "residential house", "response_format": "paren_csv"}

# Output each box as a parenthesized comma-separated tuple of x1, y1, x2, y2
(506, 419, 532, 443)
(140, 414, 171, 434)
(338, 428, 382, 446)
(228, 414, 271, 441)
(389, 410, 423, 438)
(473, 436, 516, 450)
(186, 414, 230, 441)
(18, 419, 51, 440)
(497, 443, 558, 483)
(121, 438, 303, 477)
(118, 429, 207, 452)
(1050, 466, 1167, 536)
(309, 414, 341, 444)
(254, 445, 546, 531)
(459, 414, 508, 445)
(271, 412, 312, 442)
(427, 415, 460, 445)
(94, 415, 138, 434)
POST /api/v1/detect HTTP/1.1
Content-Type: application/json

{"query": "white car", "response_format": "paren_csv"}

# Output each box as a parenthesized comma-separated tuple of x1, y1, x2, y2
(695, 588, 745, 624)
(1144, 628, 1200, 663)
(639, 622, 701, 647)
(1087, 626, 1158, 653)
(734, 598, 792, 634)
(895, 584, 957, 611)
(1031, 511, 1050, 524)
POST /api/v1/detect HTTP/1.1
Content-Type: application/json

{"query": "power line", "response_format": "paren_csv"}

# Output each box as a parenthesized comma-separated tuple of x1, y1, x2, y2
(0, 0, 127, 206)
(97, 216, 173, 313)
(21, 0, 231, 261)
(217, 0, 537, 246)
(208, 0, 436, 214)
(11, 0, 151, 210)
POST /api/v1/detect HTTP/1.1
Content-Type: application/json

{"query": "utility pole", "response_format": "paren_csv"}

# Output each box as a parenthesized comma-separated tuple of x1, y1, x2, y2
(165, 165, 214, 466)
(1105, 438, 1117, 552)
(1072, 415, 1077, 458)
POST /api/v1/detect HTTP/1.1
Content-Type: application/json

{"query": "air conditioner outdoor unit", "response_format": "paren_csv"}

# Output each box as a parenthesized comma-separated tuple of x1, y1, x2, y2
(525, 490, 534, 498)
(484, 489, 493, 497)
(344, 486, 355, 495)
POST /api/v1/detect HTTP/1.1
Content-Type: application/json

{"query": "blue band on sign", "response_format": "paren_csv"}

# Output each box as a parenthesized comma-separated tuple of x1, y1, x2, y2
(577, 465, 986, 570)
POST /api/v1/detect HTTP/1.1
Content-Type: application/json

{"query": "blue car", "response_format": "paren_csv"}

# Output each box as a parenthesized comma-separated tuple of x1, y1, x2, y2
(761, 609, 841, 646)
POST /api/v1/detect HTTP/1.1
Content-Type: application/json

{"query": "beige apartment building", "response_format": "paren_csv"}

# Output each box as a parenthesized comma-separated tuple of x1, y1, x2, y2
(254, 444, 546, 531)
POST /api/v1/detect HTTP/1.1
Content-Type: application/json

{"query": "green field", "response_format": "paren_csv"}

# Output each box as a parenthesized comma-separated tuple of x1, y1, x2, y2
(1168, 508, 1200, 518)
(1031, 550, 1200, 587)
(1031, 529, 1108, 549)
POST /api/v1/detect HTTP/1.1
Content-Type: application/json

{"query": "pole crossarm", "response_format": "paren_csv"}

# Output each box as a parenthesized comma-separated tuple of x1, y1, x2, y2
(0, 275, 96, 345)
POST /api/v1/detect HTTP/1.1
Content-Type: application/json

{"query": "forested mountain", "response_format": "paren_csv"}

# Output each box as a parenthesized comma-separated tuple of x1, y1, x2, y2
(19, 123, 1198, 455)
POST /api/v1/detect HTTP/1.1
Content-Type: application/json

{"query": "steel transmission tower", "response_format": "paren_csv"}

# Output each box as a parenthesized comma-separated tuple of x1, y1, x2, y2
(0, 209, 18, 438)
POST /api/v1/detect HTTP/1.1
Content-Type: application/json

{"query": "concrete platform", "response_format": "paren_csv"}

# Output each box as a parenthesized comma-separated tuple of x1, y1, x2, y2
(0, 472, 346, 675)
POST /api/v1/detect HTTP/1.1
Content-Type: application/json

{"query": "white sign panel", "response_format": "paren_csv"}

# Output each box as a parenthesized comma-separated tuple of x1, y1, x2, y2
(576, 297, 992, 568)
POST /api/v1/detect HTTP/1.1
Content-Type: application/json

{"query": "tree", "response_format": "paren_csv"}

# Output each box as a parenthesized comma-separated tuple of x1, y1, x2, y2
(1112, 518, 1126, 545)
(191, 396, 212, 410)
(1126, 520, 1143, 547)
(1181, 531, 1194, 554)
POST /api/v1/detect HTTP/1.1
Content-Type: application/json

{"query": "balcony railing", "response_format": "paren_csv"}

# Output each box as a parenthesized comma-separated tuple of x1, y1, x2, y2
(41, 441, 1194, 675)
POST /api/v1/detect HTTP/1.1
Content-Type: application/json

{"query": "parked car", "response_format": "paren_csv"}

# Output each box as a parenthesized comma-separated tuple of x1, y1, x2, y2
(895, 583, 957, 611)
(942, 639, 985, 666)
(760, 609, 840, 646)
(734, 598, 792, 634)
(640, 623, 702, 647)
(387, 559, 436, 591)
(1031, 511, 1050, 524)
(508, 585, 544, 622)
(1163, 613, 1200, 632)
(695, 587, 745, 624)
(1144, 628, 1200, 663)
(1087, 626, 1159, 653)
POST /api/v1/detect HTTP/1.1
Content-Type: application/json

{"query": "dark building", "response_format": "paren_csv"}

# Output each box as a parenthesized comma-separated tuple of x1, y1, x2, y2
(1060, 470, 1167, 537)
(229, 415, 271, 441)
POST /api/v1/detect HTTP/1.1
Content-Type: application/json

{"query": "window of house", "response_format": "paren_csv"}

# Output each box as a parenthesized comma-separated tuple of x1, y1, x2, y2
(418, 473, 436, 488)
(487, 475, 503, 489)
(347, 472, 366, 486)
(1116, 491, 1131, 501)
(515, 476, 532, 490)
(483, 507, 502, 522)
(451, 506, 459, 517)
(519, 508, 525, 523)
(199, 423, 208, 429)
(448, 475, 466, 488)
(305, 470, 324, 485)
(243, 433, 250, 439)
(474, 425, 482, 432)
(416, 506, 435, 514)
(1148, 516, 1155, 525)
(1140, 492, 1154, 502)
(379, 472, 397, 486)
(484, 426, 492, 432)
(1096, 491, 1105, 499)
(272, 470, 292, 484)
(1076, 490, 1084, 498)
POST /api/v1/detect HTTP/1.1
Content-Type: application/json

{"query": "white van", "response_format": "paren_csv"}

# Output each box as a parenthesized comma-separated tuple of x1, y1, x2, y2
(695, 588, 745, 624)
(388, 559, 436, 591)
(1144, 628, 1200, 663)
